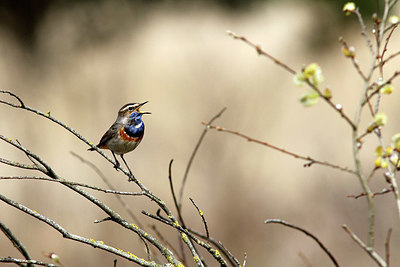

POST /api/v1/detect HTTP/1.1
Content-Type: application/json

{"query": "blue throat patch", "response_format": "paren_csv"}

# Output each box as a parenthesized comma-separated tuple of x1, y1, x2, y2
(125, 113, 145, 137)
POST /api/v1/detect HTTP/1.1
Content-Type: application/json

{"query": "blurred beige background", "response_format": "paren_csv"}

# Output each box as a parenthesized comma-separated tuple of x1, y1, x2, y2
(1, 1, 400, 266)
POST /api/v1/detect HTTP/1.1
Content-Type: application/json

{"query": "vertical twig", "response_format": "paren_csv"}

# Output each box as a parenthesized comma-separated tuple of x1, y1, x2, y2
(298, 251, 313, 267)
(167, 159, 187, 265)
(353, 8, 374, 53)
(242, 253, 247, 267)
(178, 107, 226, 209)
(385, 228, 392, 267)
(189, 198, 209, 239)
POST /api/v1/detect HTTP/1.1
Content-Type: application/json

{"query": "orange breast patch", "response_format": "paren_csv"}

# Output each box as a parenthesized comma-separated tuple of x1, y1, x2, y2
(119, 127, 142, 142)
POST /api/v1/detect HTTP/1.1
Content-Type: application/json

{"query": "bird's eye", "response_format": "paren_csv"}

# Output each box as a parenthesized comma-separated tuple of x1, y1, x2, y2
(128, 106, 134, 111)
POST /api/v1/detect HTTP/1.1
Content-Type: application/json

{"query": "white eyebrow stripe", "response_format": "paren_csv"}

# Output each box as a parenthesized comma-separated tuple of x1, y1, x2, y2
(120, 104, 139, 112)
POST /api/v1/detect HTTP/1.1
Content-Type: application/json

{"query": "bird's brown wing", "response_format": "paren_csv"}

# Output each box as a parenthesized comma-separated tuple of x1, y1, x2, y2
(89, 124, 119, 150)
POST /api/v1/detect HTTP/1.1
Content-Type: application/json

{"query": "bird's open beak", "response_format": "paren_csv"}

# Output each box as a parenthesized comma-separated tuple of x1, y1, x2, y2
(137, 101, 151, 114)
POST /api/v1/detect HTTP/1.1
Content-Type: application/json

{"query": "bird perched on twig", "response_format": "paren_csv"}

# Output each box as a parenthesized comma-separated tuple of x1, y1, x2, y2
(89, 102, 150, 176)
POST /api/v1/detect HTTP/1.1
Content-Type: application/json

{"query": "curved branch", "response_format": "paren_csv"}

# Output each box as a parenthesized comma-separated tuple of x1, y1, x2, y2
(265, 219, 339, 267)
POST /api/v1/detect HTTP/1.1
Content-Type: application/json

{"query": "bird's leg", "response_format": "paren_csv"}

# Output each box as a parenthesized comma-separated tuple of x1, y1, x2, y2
(111, 151, 120, 170)
(120, 154, 133, 177)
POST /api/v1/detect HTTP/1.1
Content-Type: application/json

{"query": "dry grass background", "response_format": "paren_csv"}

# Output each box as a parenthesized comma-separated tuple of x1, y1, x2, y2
(0, 1, 400, 266)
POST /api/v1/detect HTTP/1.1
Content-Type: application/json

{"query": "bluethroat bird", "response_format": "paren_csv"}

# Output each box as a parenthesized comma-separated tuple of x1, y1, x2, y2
(89, 102, 150, 175)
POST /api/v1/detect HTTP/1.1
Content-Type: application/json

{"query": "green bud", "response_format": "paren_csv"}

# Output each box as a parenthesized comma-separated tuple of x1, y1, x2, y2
(299, 90, 319, 107)
(343, 2, 356, 16)
(380, 84, 394, 94)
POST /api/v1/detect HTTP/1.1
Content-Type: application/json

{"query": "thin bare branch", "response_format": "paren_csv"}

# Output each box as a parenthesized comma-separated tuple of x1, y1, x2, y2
(304, 79, 357, 130)
(70, 152, 145, 228)
(0, 134, 56, 177)
(227, 32, 356, 130)
(362, 71, 400, 106)
(0, 176, 144, 196)
(0, 157, 42, 171)
(0, 221, 33, 267)
(150, 225, 184, 263)
(0, 90, 25, 107)
(142, 211, 228, 266)
(342, 224, 386, 267)
(385, 228, 392, 267)
(378, 50, 400, 68)
(0, 134, 181, 266)
(0, 90, 134, 179)
(168, 159, 185, 227)
(226, 31, 296, 74)
(265, 219, 339, 267)
(204, 124, 356, 175)
(389, 0, 399, 10)
(353, 8, 374, 53)
(217, 241, 241, 267)
(187, 227, 240, 267)
(380, 24, 398, 62)
(179, 107, 226, 208)
(189, 198, 209, 239)
(0, 193, 162, 267)
(298, 251, 313, 267)
(347, 188, 393, 199)
(339, 37, 367, 80)
(0, 257, 59, 267)
(1, 90, 204, 265)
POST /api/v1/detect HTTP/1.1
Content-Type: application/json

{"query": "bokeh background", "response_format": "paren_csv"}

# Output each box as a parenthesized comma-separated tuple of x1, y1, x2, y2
(1, 0, 400, 266)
